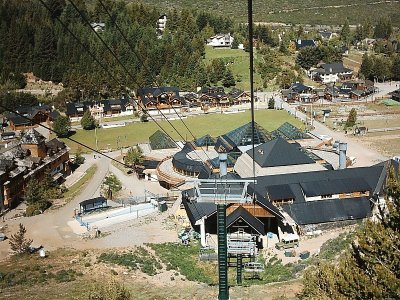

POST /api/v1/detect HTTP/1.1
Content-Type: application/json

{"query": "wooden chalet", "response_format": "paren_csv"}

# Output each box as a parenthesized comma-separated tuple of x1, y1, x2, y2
(137, 87, 183, 111)
(7, 105, 59, 131)
(66, 102, 88, 118)
(198, 87, 229, 107)
(228, 88, 251, 105)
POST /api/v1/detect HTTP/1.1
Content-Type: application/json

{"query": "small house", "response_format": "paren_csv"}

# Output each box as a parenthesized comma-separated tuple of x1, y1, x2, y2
(79, 197, 107, 213)
(207, 33, 234, 48)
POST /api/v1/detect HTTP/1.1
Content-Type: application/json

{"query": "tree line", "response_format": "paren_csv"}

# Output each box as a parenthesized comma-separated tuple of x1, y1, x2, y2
(0, 0, 233, 104)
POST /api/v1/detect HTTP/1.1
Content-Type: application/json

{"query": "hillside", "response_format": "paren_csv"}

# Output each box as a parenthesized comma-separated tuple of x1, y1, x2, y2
(134, 0, 400, 26)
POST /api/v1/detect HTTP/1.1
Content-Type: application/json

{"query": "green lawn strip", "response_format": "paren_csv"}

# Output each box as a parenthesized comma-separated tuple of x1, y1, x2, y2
(63, 165, 97, 200)
(0, 251, 83, 289)
(98, 247, 162, 276)
(61, 110, 303, 152)
(204, 46, 263, 91)
(149, 242, 217, 284)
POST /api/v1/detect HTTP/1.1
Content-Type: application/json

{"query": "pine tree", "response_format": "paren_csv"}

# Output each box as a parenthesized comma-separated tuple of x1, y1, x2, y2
(345, 108, 357, 128)
(392, 55, 400, 81)
(340, 19, 351, 46)
(124, 146, 144, 167)
(374, 17, 393, 39)
(80, 110, 96, 130)
(9, 223, 33, 255)
(359, 54, 374, 80)
(222, 69, 235, 87)
(52, 115, 71, 137)
(24, 178, 45, 205)
(268, 98, 275, 109)
(300, 165, 400, 299)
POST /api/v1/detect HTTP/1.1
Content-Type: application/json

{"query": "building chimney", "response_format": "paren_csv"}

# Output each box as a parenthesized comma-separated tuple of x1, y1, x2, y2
(339, 142, 347, 169)
(219, 153, 228, 177)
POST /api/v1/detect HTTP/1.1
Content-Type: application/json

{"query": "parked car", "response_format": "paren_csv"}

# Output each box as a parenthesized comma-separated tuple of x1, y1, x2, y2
(275, 234, 299, 250)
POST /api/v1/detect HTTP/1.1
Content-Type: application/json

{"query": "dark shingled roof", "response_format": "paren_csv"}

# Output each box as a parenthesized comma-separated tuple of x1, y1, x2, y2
(65, 102, 87, 116)
(281, 197, 372, 225)
(227, 206, 266, 235)
(319, 62, 352, 74)
(248, 137, 315, 167)
(46, 138, 66, 152)
(289, 83, 312, 94)
(266, 184, 296, 201)
(300, 177, 371, 197)
(295, 39, 317, 50)
(248, 165, 386, 225)
(182, 199, 216, 225)
(6, 113, 32, 126)
(251, 165, 385, 199)
(172, 143, 213, 174)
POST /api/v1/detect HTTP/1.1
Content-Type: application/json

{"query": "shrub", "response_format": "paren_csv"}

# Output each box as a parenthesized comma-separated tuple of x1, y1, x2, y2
(79, 281, 132, 300)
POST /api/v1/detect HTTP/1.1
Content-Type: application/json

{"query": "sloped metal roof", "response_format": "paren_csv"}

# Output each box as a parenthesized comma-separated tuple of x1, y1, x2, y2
(227, 206, 266, 235)
(300, 177, 371, 197)
(281, 197, 372, 225)
(247, 137, 315, 167)
(266, 184, 296, 200)
(182, 199, 216, 225)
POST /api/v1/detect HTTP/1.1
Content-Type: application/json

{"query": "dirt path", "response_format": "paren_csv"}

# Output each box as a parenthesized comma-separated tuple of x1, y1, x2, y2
(0, 151, 180, 259)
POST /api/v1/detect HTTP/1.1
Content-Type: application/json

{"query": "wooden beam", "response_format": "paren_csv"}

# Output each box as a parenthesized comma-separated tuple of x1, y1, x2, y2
(226, 204, 274, 217)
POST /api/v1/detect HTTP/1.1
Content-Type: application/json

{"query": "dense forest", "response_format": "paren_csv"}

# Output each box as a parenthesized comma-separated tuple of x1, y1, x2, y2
(0, 0, 234, 100)
(0, 0, 399, 111)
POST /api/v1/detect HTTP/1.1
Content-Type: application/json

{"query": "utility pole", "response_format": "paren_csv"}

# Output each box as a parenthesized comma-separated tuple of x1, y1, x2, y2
(95, 126, 99, 150)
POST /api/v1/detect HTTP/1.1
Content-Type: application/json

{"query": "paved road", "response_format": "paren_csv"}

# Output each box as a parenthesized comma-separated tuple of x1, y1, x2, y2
(0, 155, 109, 257)
(0, 150, 174, 257)
(271, 84, 396, 166)
(1, 83, 397, 256)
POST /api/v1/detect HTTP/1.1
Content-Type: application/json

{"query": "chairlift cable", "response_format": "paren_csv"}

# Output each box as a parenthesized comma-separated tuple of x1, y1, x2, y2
(96, 0, 214, 165)
(0, 104, 185, 191)
(65, 0, 208, 168)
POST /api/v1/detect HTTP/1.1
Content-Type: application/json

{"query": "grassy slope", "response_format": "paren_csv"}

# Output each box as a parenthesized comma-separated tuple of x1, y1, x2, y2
(136, 0, 400, 26)
(204, 46, 263, 91)
(63, 110, 302, 152)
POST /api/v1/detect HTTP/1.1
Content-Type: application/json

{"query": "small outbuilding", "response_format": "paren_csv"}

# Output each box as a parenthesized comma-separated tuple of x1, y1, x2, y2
(79, 196, 107, 213)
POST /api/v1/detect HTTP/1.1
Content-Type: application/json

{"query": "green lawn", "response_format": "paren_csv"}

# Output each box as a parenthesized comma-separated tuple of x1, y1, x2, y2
(204, 46, 264, 91)
(62, 110, 302, 152)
